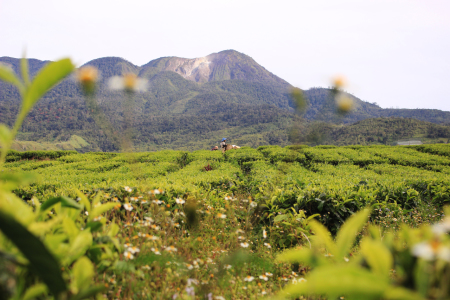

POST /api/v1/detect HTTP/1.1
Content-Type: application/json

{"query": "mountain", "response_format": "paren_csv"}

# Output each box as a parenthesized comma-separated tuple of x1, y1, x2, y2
(328, 118, 450, 145)
(1, 50, 449, 151)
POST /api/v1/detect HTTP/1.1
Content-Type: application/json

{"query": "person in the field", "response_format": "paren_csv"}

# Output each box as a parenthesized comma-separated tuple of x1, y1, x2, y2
(220, 138, 227, 151)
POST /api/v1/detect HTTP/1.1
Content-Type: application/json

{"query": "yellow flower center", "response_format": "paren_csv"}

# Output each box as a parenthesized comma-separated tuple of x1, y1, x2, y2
(77, 66, 98, 83)
(123, 73, 137, 90)
(431, 239, 441, 253)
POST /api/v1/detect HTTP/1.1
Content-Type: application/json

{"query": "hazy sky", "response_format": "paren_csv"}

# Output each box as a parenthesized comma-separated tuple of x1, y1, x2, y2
(1, 0, 449, 111)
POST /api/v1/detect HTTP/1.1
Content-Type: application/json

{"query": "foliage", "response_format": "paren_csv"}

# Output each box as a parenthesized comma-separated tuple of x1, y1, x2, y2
(276, 207, 450, 300)
(2, 56, 450, 152)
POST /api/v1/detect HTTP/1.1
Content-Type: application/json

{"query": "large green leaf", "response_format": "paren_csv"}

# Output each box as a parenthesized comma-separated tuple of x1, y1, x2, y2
(22, 58, 74, 114)
(89, 202, 117, 221)
(0, 124, 11, 148)
(20, 55, 30, 86)
(360, 238, 393, 278)
(0, 64, 24, 91)
(64, 230, 93, 265)
(71, 256, 94, 294)
(277, 247, 328, 267)
(22, 283, 48, 300)
(335, 208, 371, 259)
(383, 287, 425, 300)
(0, 211, 67, 296)
(0, 172, 36, 191)
(308, 220, 336, 255)
(40, 196, 81, 212)
(28, 217, 63, 236)
(279, 265, 388, 300)
(62, 218, 81, 242)
(76, 190, 91, 212)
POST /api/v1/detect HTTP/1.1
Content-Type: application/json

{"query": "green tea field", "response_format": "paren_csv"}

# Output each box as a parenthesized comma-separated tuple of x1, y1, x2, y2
(2, 144, 450, 299)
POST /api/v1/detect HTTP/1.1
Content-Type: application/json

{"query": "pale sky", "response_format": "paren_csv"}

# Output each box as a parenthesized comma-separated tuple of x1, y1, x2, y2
(1, 0, 449, 111)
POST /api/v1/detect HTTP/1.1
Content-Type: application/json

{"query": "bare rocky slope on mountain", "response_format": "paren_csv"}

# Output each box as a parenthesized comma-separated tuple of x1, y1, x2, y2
(1, 50, 449, 151)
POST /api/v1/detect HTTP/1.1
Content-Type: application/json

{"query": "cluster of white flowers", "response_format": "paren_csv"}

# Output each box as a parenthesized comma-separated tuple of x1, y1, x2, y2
(123, 246, 140, 260)
(175, 198, 185, 204)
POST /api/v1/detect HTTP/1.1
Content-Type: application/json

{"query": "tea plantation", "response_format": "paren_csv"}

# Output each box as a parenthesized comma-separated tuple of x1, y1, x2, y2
(2, 144, 450, 299)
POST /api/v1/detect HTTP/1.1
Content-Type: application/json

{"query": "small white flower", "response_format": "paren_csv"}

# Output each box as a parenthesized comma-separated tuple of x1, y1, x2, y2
(144, 216, 154, 222)
(263, 229, 267, 239)
(124, 186, 132, 192)
(108, 73, 148, 92)
(147, 235, 160, 241)
(214, 296, 225, 300)
(259, 275, 268, 281)
(124, 203, 133, 211)
(265, 272, 273, 277)
(165, 246, 178, 252)
(236, 229, 245, 234)
(224, 264, 232, 270)
(344, 257, 349, 262)
(217, 213, 226, 219)
(250, 201, 257, 208)
(433, 217, 450, 234)
(238, 236, 245, 240)
(187, 278, 198, 286)
(150, 224, 160, 231)
(412, 240, 450, 261)
(142, 265, 151, 270)
(299, 277, 307, 283)
(127, 246, 140, 254)
(224, 196, 232, 201)
(244, 276, 254, 282)
(85, 211, 89, 216)
(124, 251, 134, 260)
(175, 198, 185, 204)
(150, 248, 161, 255)
(264, 243, 271, 249)
(186, 264, 194, 270)
(240, 242, 249, 248)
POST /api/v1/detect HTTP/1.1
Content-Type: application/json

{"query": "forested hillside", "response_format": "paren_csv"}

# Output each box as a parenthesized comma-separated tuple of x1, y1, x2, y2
(1, 50, 449, 151)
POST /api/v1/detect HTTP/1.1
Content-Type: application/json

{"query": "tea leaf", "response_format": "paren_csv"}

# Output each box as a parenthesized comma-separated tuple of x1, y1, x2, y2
(360, 238, 393, 278)
(22, 283, 48, 300)
(40, 196, 81, 212)
(0, 211, 67, 296)
(89, 202, 117, 221)
(0, 64, 24, 91)
(71, 256, 94, 294)
(280, 265, 388, 299)
(335, 208, 371, 259)
(22, 58, 74, 114)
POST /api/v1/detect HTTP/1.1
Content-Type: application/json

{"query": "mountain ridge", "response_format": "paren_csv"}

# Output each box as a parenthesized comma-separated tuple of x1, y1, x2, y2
(1, 50, 449, 151)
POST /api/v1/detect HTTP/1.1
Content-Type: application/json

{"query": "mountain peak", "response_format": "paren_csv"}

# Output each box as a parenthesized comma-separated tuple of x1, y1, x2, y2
(141, 50, 289, 85)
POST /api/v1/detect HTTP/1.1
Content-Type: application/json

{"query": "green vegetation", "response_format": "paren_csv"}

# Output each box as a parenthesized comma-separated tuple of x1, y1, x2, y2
(2, 145, 450, 299)
(2, 53, 450, 152)
(2, 53, 450, 300)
